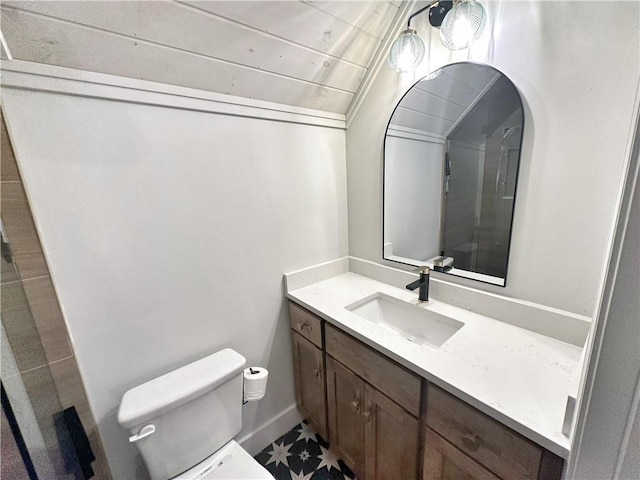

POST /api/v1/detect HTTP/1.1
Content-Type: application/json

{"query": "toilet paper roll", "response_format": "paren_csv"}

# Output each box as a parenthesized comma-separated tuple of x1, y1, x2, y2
(243, 367, 268, 402)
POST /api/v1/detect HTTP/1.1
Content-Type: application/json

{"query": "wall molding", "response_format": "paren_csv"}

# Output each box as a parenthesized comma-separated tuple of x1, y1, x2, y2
(1, 59, 346, 129)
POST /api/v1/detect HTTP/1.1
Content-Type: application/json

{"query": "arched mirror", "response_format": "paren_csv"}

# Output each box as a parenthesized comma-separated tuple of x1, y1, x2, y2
(383, 63, 524, 286)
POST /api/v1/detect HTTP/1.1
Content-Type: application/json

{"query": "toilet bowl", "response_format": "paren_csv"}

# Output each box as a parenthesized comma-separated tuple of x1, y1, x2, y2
(117, 349, 272, 480)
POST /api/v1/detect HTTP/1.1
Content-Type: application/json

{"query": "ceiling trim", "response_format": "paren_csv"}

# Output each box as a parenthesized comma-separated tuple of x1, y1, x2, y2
(1, 59, 346, 129)
(345, 0, 416, 128)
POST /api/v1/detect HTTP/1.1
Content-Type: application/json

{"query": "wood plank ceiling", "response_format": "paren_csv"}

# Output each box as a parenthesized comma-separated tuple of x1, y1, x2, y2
(1, 1, 403, 114)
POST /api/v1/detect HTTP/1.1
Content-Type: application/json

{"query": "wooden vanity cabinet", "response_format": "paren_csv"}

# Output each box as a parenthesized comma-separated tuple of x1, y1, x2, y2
(424, 384, 564, 480)
(289, 303, 327, 439)
(325, 324, 422, 480)
(289, 301, 563, 480)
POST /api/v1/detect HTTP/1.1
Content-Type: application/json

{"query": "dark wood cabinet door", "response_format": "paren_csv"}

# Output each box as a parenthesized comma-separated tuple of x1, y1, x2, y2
(291, 332, 327, 439)
(326, 356, 366, 478)
(363, 383, 420, 480)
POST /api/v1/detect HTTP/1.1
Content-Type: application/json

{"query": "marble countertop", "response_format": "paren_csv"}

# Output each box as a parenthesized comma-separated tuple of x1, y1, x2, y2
(286, 272, 582, 459)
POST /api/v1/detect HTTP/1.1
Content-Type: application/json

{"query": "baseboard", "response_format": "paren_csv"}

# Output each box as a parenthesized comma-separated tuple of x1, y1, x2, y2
(237, 404, 303, 456)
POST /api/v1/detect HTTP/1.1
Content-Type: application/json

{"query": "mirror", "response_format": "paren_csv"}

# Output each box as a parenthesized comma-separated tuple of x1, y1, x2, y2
(383, 63, 524, 286)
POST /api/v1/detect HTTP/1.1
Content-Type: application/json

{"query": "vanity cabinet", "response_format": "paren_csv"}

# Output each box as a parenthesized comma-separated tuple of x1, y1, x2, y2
(424, 384, 563, 480)
(289, 303, 327, 439)
(325, 323, 422, 480)
(289, 301, 422, 479)
(288, 301, 564, 480)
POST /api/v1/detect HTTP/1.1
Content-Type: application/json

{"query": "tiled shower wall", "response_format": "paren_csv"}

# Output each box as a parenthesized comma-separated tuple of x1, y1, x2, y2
(1, 115, 111, 479)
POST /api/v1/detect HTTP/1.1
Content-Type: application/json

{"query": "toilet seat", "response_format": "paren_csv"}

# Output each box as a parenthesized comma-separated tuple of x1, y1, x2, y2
(173, 440, 272, 480)
(201, 455, 272, 479)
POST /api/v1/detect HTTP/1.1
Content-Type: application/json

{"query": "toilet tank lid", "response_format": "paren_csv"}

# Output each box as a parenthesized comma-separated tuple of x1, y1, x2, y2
(118, 348, 246, 429)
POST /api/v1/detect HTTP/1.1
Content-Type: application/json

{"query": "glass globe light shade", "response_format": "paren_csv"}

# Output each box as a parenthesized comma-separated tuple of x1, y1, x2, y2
(440, 0, 488, 50)
(388, 28, 425, 73)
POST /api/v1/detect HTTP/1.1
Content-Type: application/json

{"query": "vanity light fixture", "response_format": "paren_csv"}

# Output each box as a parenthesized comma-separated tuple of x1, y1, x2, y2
(388, 0, 488, 72)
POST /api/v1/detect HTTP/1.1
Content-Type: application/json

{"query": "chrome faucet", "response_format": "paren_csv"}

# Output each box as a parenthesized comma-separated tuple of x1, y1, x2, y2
(406, 267, 430, 302)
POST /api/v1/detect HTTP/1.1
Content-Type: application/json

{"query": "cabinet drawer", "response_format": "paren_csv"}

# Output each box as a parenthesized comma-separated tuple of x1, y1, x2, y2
(424, 428, 500, 480)
(325, 323, 421, 417)
(426, 384, 543, 479)
(289, 302, 323, 348)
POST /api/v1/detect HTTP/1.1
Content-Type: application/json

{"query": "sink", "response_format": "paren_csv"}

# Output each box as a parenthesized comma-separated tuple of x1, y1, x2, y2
(345, 293, 464, 348)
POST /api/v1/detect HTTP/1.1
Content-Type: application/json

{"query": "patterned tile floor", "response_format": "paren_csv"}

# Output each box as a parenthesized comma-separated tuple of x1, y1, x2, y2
(254, 421, 357, 480)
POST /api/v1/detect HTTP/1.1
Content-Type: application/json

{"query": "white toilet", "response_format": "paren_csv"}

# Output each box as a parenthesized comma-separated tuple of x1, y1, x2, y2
(117, 349, 273, 480)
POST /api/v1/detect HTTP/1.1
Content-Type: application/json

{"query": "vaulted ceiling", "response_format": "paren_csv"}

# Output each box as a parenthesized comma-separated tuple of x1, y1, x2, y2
(1, 1, 407, 114)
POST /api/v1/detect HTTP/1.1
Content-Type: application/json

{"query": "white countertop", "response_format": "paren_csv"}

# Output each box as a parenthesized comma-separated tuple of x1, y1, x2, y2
(286, 272, 582, 459)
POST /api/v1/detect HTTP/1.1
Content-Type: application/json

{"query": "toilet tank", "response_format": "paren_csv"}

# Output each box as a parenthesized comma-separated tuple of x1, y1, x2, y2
(118, 349, 246, 480)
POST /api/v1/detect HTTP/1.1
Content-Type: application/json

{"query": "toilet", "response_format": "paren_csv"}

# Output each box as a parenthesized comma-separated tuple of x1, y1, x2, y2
(117, 349, 273, 480)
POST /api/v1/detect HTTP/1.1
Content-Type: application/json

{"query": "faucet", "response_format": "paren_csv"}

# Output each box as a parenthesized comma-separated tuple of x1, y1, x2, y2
(406, 267, 430, 302)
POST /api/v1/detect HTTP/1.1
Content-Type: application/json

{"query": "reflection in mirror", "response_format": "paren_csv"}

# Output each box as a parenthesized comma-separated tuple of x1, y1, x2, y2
(383, 63, 524, 286)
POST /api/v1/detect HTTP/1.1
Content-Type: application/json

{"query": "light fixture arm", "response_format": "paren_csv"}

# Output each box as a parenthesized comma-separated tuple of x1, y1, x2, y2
(406, 1, 439, 28)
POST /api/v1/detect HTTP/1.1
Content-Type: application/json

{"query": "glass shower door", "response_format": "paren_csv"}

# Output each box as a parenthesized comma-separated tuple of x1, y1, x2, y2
(1, 224, 65, 478)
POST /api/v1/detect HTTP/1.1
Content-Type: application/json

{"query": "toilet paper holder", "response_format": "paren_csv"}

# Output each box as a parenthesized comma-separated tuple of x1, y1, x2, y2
(243, 369, 257, 405)
(243, 367, 268, 404)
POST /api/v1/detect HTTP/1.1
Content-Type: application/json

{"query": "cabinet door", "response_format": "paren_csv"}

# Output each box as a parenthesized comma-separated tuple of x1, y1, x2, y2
(424, 429, 500, 480)
(364, 383, 420, 480)
(326, 356, 365, 478)
(291, 332, 327, 439)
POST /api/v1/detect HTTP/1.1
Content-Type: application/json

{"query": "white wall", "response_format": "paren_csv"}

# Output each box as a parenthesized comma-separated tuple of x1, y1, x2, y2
(346, 1, 640, 316)
(2, 64, 348, 479)
(384, 134, 442, 261)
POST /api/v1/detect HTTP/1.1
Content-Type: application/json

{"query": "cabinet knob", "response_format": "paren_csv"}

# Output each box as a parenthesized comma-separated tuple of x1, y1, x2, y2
(313, 361, 322, 378)
(363, 400, 374, 423)
(362, 410, 372, 423)
(351, 399, 360, 412)
(297, 322, 311, 332)
(461, 434, 480, 452)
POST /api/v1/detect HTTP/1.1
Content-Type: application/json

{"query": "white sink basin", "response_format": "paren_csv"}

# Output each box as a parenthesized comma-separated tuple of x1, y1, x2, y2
(346, 293, 464, 348)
